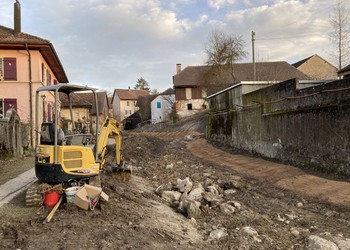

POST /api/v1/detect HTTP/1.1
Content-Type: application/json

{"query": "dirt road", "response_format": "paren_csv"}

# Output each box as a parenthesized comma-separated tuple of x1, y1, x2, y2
(0, 128, 349, 249)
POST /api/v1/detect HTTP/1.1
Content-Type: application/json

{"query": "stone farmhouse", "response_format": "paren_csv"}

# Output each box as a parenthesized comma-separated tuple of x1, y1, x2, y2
(292, 54, 338, 80)
(173, 62, 311, 118)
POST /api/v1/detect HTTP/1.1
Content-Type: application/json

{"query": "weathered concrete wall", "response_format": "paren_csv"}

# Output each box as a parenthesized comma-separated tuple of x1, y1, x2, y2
(208, 78, 350, 176)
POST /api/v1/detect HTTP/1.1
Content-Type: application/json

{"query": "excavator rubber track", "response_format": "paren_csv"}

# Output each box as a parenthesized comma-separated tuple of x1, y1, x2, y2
(25, 181, 43, 207)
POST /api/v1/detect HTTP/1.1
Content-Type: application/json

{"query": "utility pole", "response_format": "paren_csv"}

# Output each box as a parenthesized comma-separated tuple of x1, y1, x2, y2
(252, 31, 256, 81)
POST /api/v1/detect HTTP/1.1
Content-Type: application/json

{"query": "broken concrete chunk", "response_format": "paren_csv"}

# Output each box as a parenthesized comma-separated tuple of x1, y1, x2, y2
(155, 183, 173, 195)
(161, 191, 181, 203)
(186, 199, 201, 219)
(209, 228, 228, 241)
(188, 187, 204, 201)
(220, 203, 235, 214)
(177, 177, 193, 193)
(307, 235, 338, 250)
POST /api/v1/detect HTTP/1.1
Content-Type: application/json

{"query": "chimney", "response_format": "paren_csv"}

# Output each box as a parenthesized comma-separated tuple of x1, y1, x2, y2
(14, 1, 21, 36)
(176, 64, 181, 74)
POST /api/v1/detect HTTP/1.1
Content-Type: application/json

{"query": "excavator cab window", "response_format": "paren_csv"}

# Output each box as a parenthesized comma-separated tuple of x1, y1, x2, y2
(40, 123, 65, 145)
(40, 123, 54, 145)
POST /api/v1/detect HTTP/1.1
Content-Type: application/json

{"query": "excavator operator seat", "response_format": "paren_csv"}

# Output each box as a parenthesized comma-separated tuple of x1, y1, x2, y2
(40, 123, 65, 145)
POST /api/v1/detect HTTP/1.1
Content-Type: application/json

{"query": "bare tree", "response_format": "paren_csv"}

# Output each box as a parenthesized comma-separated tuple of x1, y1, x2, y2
(329, 0, 350, 70)
(204, 29, 247, 95)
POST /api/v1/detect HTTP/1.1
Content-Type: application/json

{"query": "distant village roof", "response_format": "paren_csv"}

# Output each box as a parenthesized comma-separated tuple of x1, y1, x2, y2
(0, 25, 68, 83)
(59, 91, 108, 115)
(113, 89, 149, 101)
(136, 94, 157, 107)
(338, 63, 350, 73)
(160, 88, 175, 95)
(173, 61, 312, 87)
(292, 56, 313, 68)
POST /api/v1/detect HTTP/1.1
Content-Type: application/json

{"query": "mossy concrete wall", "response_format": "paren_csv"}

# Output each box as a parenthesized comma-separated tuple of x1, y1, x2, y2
(207, 78, 350, 176)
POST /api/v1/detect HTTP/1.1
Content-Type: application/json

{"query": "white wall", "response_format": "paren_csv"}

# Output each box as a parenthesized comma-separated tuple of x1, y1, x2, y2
(151, 94, 175, 124)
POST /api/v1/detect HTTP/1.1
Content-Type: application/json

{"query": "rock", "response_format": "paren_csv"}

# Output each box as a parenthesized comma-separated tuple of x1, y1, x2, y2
(220, 203, 235, 214)
(285, 213, 298, 220)
(222, 180, 241, 190)
(192, 182, 204, 190)
(242, 226, 258, 237)
(224, 189, 237, 195)
(177, 177, 193, 193)
(178, 197, 189, 213)
(307, 235, 339, 250)
(241, 226, 262, 243)
(161, 191, 181, 203)
(186, 200, 201, 219)
(165, 163, 174, 169)
(207, 185, 219, 195)
(291, 229, 300, 237)
(297, 202, 303, 207)
(209, 228, 228, 241)
(277, 214, 286, 222)
(202, 191, 218, 203)
(228, 201, 241, 211)
(336, 239, 350, 250)
(188, 187, 204, 201)
(184, 135, 193, 141)
(176, 161, 183, 165)
(154, 183, 173, 195)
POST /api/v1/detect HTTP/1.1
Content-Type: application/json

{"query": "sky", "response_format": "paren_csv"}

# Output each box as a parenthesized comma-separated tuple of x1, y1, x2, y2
(0, 0, 339, 94)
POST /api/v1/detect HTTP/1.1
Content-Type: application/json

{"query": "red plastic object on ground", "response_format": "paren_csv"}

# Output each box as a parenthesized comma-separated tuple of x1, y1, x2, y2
(44, 192, 60, 207)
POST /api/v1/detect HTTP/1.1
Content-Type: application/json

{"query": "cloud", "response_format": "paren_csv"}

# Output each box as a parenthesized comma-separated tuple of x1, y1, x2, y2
(0, 0, 339, 93)
(208, 0, 236, 10)
(224, 0, 332, 64)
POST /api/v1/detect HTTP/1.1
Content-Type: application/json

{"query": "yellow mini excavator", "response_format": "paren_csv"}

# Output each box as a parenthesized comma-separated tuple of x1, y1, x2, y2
(25, 84, 130, 207)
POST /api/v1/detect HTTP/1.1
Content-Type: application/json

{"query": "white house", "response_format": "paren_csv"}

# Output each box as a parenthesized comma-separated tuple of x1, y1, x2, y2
(151, 88, 175, 124)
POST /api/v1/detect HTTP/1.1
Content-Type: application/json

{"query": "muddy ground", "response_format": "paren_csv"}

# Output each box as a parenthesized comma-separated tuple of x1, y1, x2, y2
(0, 113, 349, 249)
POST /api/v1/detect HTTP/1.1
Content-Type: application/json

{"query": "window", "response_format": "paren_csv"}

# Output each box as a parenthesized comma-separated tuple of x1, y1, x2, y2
(0, 98, 17, 118)
(187, 103, 192, 110)
(41, 63, 45, 82)
(46, 70, 51, 86)
(0, 58, 3, 81)
(0, 58, 17, 81)
(0, 100, 3, 118)
(127, 101, 130, 106)
(157, 102, 161, 109)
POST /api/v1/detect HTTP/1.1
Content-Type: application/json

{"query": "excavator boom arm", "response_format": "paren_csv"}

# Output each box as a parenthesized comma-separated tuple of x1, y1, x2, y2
(97, 117, 122, 167)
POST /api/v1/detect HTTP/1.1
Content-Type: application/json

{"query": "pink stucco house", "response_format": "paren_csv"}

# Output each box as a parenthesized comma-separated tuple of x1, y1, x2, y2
(0, 2, 68, 146)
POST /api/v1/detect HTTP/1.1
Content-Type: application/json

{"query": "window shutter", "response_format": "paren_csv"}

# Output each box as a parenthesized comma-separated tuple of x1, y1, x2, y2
(4, 58, 17, 81)
(41, 63, 45, 82)
(4, 98, 17, 112)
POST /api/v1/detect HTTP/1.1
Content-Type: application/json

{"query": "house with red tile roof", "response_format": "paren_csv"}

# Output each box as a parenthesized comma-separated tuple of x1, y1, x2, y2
(111, 88, 149, 122)
(0, 2, 68, 146)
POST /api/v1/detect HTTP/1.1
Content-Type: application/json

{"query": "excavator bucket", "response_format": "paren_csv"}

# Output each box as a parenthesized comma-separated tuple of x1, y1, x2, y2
(111, 163, 132, 181)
